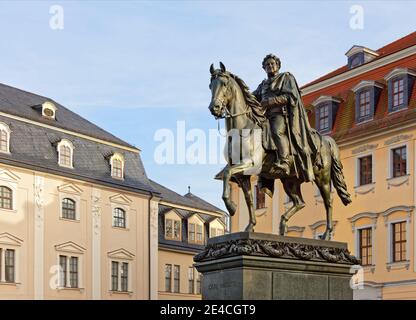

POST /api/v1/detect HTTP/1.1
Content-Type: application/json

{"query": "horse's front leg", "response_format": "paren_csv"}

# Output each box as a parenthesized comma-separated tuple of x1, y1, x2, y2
(222, 165, 237, 216)
(222, 162, 253, 217)
(240, 175, 256, 232)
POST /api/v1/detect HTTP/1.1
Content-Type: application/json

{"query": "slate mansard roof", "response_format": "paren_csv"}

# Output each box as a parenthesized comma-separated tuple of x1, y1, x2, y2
(0, 83, 156, 195)
(149, 179, 225, 214)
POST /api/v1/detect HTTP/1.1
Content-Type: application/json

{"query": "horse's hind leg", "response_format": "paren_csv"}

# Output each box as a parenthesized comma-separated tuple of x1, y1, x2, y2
(279, 179, 305, 236)
(316, 178, 333, 240)
(240, 175, 256, 232)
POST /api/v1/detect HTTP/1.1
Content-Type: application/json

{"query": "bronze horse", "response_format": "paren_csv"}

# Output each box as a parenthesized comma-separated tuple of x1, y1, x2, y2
(208, 63, 351, 240)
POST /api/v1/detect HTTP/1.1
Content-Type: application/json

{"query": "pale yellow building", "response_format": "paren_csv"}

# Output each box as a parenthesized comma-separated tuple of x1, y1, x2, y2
(230, 32, 416, 299)
(0, 84, 159, 299)
(151, 181, 227, 300)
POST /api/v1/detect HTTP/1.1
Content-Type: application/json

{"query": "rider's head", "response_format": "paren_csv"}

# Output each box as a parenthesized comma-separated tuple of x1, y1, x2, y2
(262, 54, 281, 78)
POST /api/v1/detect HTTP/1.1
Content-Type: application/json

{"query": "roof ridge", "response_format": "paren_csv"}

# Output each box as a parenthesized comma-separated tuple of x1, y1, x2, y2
(0, 82, 137, 149)
(301, 31, 416, 89)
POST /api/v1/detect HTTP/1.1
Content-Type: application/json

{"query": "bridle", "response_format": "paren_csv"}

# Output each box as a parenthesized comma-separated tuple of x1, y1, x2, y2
(210, 73, 250, 119)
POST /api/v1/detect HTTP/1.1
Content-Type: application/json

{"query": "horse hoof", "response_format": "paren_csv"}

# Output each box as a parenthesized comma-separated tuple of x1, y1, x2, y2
(244, 224, 254, 232)
(279, 217, 288, 236)
(226, 201, 237, 216)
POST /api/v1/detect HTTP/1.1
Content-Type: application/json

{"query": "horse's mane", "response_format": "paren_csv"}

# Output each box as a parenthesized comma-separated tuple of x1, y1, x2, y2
(225, 71, 266, 126)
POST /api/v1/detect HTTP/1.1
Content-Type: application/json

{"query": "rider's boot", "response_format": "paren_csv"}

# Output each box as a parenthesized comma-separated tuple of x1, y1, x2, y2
(272, 157, 290, 176)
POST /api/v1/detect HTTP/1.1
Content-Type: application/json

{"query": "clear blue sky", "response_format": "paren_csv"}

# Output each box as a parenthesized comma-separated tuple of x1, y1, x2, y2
(0, 1, 415, 209)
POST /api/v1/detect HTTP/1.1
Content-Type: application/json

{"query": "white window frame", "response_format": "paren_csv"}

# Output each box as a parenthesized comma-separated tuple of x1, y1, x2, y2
(110, 153, 124, 180)
(109, 260, 131, 293)
(165, 217, 182, 241)
(56, 253, 83, 289)
(382, 206, 413, 270)
(57, 139, 74, 169)
(0, 245, 20, 284)
(0, 122, 11, 154)
(355, 152, 375, 187)
(387, 142, 409, 179)
(110, 195, 131, 230)
(387, 219, 410, 265)
(59, 195, 80, 221)
(355, 224, 376, 268)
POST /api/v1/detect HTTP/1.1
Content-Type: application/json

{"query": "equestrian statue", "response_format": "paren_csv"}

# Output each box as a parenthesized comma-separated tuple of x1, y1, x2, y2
(208, 55, 351, 240)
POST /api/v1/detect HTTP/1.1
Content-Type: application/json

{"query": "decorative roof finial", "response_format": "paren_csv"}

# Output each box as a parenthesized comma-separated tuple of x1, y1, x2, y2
(188, 185, 191, 193)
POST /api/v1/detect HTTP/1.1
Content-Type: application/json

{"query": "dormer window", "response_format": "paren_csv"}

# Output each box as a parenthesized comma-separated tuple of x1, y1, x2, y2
(0, 122, 11, 154)
(57, 139, 74, 168)
(384, 68, 416, 113)
(345, 46, 379, 69)
(165, 211, 182, 241)
(188, 214, 204, 244)
(312, 96, 341, 133)
(42, 101, 57, 120)
(352, 80, 383, 123)
(110, 153, 124, 179)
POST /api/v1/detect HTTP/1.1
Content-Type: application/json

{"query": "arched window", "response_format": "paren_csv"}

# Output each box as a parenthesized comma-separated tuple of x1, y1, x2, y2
(113, 208, 126, 228)
(0, 122, 11, 154)
(62, 198, 76, 220)
(0, 186, 12, 210)
(110, 153, 124, 179)
(57, 139, 74, 168)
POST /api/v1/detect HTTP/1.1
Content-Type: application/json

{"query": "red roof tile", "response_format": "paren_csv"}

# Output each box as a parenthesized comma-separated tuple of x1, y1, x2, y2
(302, 31, 416, 88)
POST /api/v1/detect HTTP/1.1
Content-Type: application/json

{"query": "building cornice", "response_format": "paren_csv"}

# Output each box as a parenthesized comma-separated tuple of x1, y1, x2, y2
(302, 44, 416, 95)
(337, 116, 416, 148)
(0, 158, 155, 198)
(0, 111, 140, 153)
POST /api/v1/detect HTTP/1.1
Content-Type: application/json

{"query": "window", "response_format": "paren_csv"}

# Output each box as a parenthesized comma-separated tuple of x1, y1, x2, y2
(165, 218, 181, 240)
(318, 104, 330, 132)
(189, 223, 195, 242)
(110, 154, 124, 179)
(188, 221, 204, 244)
(385, 69, 416, 113)
(188, 267, 194, 294)
(59, 255, 79, 288)
(392, 146, 407, 178)
(62, 198, 76, 220)
(359, 155, 372, 185)
(173, 265, 180, 293)
(359, 90, 371, 119)
(111, 261, 118, 291)
(0, 186, 12, 210)
(165, 264, 172, 292)
(4, 249, 15, 283)
(392, 78, 405, 110)
(121, 263, 128, 292)
(196, 225, 203, 244)
(210, 227, 224, 238)
(69, 257, 78, 288)
(196, 273, 202, 294)
(359, 228, 372, 266)
(392, 221, 406, 262)
(57, 140, 74, 168)
(255, 185, 266, 209)
(0, 124, 10, 154)
(111, 261, 129, 292)
(113, 208, 126, 228)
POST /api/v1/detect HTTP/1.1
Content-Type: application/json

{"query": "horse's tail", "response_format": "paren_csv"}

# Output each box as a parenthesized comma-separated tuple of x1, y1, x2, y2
(327, 137, 352, 206)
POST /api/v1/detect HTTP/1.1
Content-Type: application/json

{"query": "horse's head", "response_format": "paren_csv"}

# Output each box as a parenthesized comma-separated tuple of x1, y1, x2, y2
(208, 62, 233, 119)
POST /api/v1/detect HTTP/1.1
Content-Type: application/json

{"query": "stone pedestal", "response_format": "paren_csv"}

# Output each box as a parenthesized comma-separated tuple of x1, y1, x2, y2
(194, 232, 359, 300)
